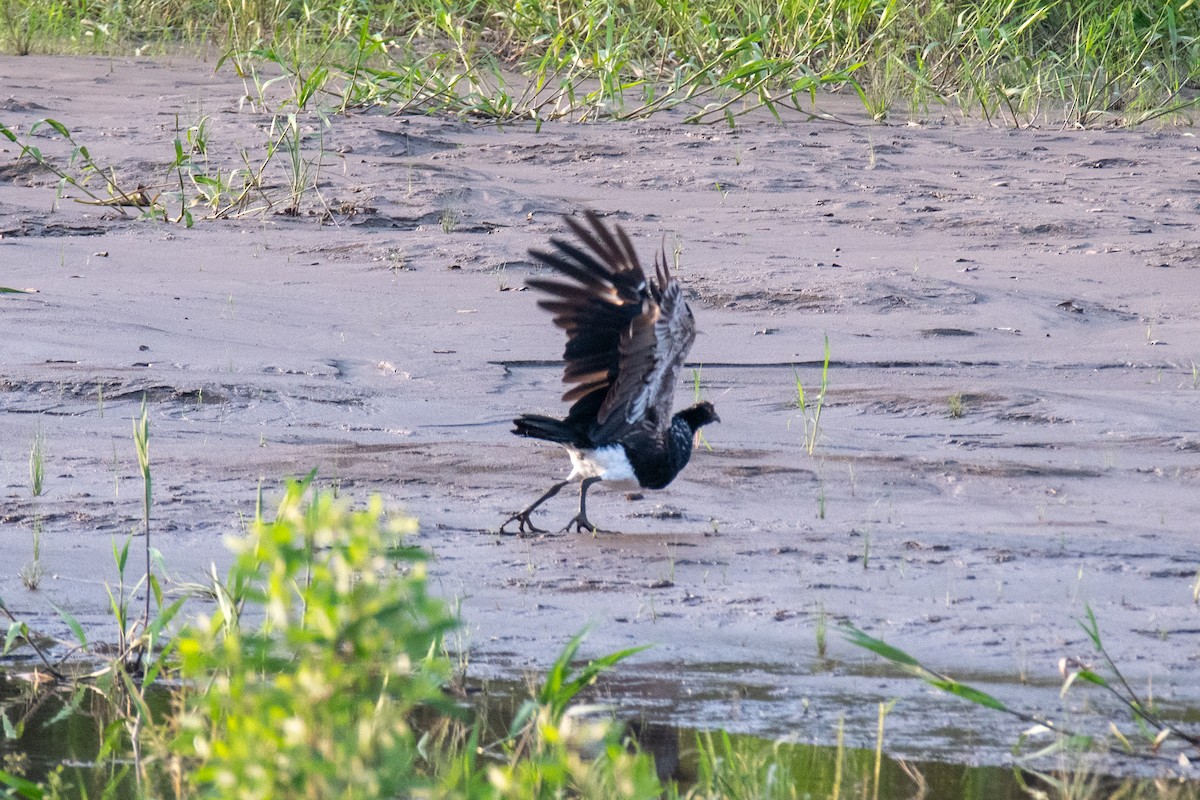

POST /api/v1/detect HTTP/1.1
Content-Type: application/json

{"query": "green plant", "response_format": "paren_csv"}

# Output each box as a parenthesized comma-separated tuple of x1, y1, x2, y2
(0, 597, 63, 679)
(815, 604, 827, 659)
(0, 0, 35, 54)
(873, 700, 896, 799)
(0, 420, 183, 794)
(18, 517, 43, 590)
(132, 397, 153, 659)
(692, 367, 713, 452)
(947, 392, 965, 418)
(2, 0, 1200, 127)
(683, 725, 886, 800)
(2, 108, 337, 226)
(488, 631, 659, 798)
(0, 119, 149, 213)
(174, 476, 457, 798)
(28, 427, 44, 497)
(275, 113, 325, 215)
(1060, 606, 1200, 751)
(843, 607, 1200, 766)
(793, 335, 830, 455)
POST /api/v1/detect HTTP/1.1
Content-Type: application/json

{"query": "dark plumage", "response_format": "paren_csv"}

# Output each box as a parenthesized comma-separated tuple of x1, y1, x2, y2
(500, 211, 719, 534)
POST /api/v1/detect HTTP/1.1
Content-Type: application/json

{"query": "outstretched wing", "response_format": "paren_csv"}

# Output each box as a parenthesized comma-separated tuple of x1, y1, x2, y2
(598, 247, 695, 439)
(527, 211, 696, 438)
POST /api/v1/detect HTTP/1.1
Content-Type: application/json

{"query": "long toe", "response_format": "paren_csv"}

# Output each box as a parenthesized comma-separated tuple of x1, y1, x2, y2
(500, 512, 547, 536)
(561, 514, 610, 534)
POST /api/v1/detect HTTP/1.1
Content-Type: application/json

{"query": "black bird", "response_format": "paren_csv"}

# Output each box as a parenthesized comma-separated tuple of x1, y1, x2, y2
(501, 211, 719, 534)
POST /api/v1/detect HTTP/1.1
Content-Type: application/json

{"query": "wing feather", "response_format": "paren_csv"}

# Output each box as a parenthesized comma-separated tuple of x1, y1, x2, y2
(594, 247, 695, 440)
(527, 211, 696, 439)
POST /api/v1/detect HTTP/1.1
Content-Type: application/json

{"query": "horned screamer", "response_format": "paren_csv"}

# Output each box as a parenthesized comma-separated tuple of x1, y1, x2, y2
(501, 212, 719, 534)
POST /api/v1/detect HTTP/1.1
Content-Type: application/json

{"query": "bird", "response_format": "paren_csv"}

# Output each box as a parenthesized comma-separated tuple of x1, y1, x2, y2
(500, 211, 719, 534)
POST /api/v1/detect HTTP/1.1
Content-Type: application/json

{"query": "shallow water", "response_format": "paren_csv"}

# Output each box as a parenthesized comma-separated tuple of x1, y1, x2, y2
(3, 667, 1196, 799)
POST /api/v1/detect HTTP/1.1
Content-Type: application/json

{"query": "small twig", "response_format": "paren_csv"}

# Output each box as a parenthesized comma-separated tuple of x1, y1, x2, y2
(0, 600, 66, 681)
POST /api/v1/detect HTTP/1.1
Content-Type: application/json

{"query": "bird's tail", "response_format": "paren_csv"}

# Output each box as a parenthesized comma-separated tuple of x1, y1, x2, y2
(513, 414, 580, 445)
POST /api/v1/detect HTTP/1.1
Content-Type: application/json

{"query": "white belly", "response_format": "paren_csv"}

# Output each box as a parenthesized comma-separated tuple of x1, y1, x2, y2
(565, 444, 637, 484)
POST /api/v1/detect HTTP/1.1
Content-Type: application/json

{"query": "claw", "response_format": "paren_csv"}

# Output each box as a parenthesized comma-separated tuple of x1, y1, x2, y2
(499, 511, 547, 536)
(499, 480, 569, 536)
(561, 514, 609, 534)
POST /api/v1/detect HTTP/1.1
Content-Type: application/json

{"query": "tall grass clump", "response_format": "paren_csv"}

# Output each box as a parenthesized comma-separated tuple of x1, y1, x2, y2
(27, 426, 44, 497)
(3, 0, 1195, 125)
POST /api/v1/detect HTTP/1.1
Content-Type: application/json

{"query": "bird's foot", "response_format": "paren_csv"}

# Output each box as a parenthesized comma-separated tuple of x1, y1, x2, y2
(561, 514, 611, 534)
(498, 511, 548, 536)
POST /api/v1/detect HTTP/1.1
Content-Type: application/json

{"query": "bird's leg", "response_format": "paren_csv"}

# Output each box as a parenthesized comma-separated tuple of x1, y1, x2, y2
(500, 480, 569, 535)
(562, 477, 609, 533)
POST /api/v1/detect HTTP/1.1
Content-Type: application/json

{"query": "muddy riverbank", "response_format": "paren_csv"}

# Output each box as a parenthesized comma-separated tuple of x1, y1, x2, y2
(2, 55, 1199, 774)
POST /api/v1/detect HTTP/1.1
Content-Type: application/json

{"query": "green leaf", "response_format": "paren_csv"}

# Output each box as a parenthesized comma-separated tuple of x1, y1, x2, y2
(1, 710, 17, 739)
(45, 686, 84, 726)
(43, 119, 71, 138)
(928, 678, 1008, 712)
(1073, 668, 1109, 688)
(114, 535, 131, 573)
(840, 624, 922, 668)
(50, 601, 87, 647)
(1017, 734, 1094, 762)
(149, 571, 163, 608)
(105, 582, 125, 629)
(117, 669, 153, 722)
(845, 623, 1007, 711)
(97, 717, 127, 762)
(1077, 604, 1103, 649)
(3, 621, 23, 655)
(0, 767, 43, 799)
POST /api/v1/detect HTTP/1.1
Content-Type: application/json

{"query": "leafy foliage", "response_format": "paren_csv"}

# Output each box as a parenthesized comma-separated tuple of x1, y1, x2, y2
(173, 477, 456, 798)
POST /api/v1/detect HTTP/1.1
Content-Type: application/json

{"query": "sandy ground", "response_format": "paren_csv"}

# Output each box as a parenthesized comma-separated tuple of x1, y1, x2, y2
(2, 56, 1199, 773)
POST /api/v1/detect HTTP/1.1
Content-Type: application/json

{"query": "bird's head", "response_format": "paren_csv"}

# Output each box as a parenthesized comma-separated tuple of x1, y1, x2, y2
(677, 401, 720, 432)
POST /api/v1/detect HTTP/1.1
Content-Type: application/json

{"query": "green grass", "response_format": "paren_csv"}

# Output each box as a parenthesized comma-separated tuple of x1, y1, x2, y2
(18, 516, 44, 591)
(814, 603, 828, 659)
(27, 427, 44, 498)
(793, 335, 831, 455)
(947, 392, 965, 418)
(1, 111, 330, 224)
(0, 0, 1196, 126)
